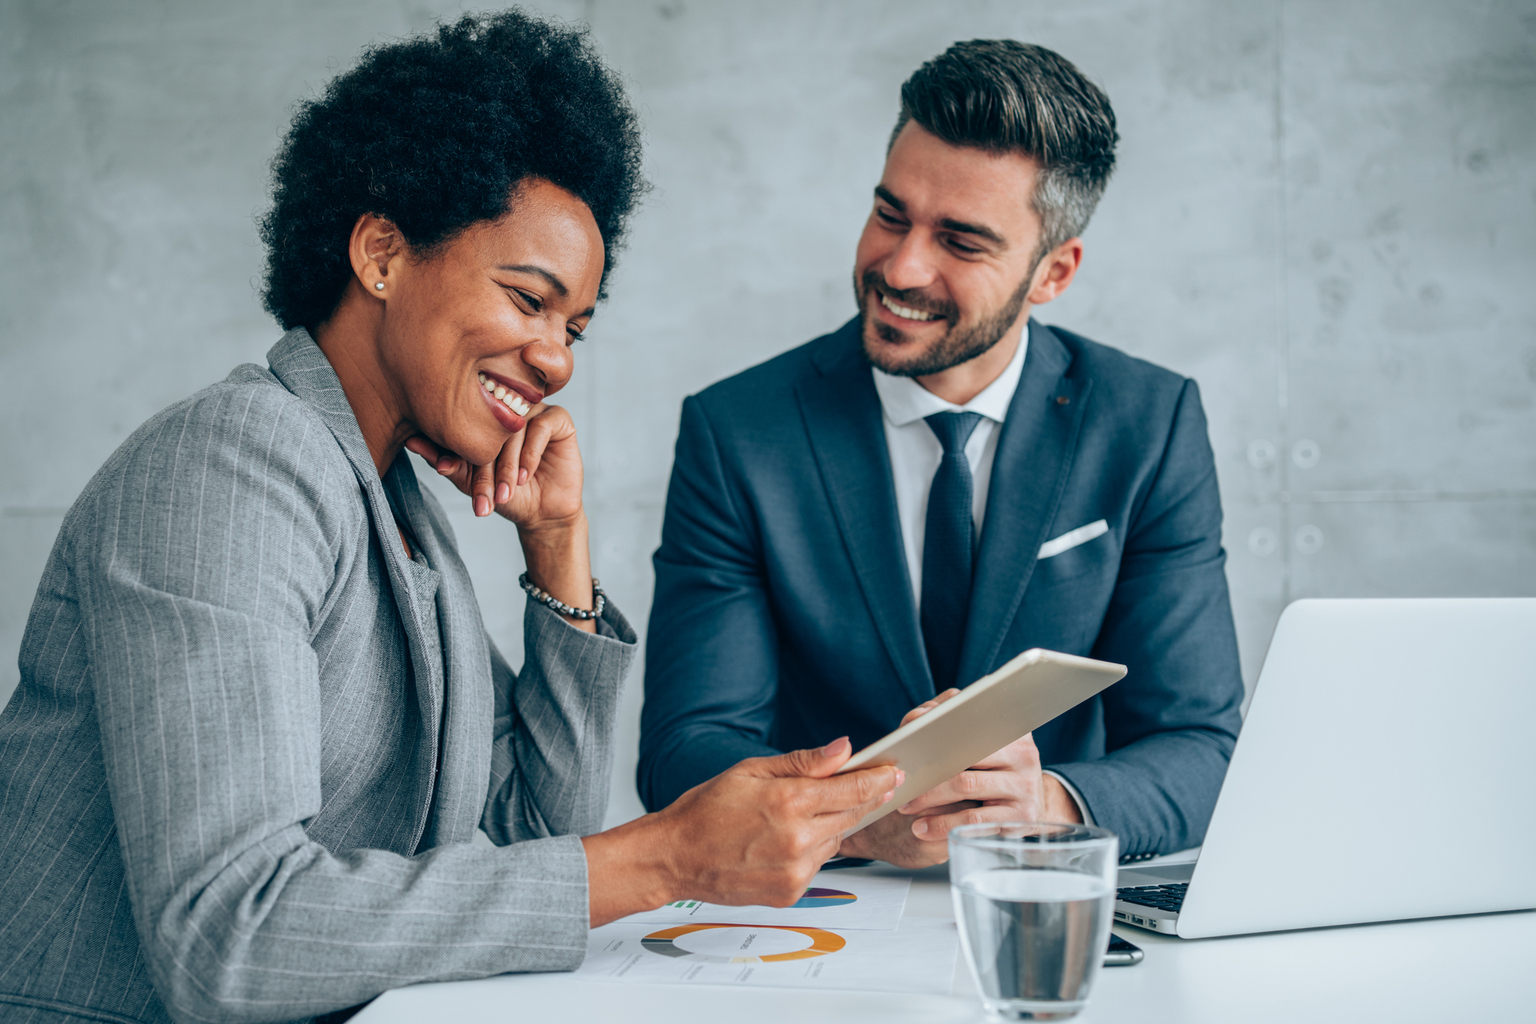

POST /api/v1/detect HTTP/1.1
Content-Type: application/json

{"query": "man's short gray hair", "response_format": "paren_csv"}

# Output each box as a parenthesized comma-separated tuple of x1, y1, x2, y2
(890, 40, 1119, 261)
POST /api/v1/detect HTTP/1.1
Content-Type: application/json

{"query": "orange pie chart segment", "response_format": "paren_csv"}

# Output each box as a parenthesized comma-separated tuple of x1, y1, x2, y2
(641, 923, 847, 963)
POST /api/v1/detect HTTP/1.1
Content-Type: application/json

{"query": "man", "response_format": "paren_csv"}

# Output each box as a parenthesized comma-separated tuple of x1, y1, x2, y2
(639, 40, 1244, 866)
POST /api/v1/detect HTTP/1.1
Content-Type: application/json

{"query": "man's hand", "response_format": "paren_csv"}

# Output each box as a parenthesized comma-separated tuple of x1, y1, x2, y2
(838, 689, 1084, 865)
(582, 738, 902, 926)
(836, 794, 973, 868)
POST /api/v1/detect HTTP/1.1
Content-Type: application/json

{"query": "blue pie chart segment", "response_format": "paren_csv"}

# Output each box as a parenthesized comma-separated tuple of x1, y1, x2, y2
(791, 887, 857, 909)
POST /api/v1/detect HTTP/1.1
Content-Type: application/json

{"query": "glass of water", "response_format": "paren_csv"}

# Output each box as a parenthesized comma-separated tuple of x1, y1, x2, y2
(950, 822, 1119, 1021)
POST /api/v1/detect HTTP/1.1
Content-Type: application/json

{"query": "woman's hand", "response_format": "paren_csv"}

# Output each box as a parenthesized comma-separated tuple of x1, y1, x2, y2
(404, 403, 582, 529)
(839, 687, 1084, 868)
(580, 738, 903, 926)
(835, 689, 970, 868)
(406, 405, 596, 632)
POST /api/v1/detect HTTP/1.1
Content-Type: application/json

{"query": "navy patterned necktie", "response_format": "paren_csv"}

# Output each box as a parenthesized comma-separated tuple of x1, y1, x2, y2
(920, 411, 984, 694)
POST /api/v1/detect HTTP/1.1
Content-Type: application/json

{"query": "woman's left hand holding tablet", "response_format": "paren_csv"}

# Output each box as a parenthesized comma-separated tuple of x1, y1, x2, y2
(405, 403, 597, 633)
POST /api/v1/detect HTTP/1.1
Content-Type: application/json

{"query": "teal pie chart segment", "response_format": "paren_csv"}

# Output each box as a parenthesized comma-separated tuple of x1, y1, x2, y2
(791, 887, 857, 909)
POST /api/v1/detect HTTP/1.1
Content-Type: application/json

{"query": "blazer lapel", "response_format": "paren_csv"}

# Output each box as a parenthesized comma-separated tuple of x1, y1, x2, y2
(794, 321, 934, 708)
(385, 459, 495, 848)
(266, 330, 444, 845)
(957, 321, 1091, 687)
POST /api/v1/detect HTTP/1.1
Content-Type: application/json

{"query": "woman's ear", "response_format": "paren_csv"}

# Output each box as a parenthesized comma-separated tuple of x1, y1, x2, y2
(348, 213, 405, 297)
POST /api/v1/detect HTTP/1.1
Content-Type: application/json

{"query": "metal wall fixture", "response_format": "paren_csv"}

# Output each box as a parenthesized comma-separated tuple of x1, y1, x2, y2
(1247, 527, 1278, 556)
(1246, 439, 1277, 470)
(1294, 524, 1325, 554)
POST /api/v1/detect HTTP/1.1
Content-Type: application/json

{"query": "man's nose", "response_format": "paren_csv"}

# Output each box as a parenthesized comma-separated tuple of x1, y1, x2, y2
(880, 232, 939, 293)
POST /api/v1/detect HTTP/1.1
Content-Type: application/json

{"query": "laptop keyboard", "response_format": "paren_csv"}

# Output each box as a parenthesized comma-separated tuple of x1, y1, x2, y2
(1116, 882, 1187, 913)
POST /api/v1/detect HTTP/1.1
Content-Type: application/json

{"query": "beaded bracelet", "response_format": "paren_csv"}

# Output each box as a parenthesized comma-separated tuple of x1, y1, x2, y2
(518, 572, 606, 621)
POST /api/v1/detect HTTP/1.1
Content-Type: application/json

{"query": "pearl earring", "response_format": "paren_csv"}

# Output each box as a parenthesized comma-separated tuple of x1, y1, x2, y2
(374, 282, 385, 291)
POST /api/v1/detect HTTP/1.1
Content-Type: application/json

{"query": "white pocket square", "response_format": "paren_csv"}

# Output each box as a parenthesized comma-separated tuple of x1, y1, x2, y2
(1038, 519, 1109, 559)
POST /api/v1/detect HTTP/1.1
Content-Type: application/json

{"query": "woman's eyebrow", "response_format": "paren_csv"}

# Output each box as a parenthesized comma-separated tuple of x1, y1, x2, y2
(498, 264, 568, 296)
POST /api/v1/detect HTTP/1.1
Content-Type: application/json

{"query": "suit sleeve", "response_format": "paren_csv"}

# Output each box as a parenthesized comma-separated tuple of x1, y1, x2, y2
(480, 602, 637, 844)
(1045, 380, 1245, 857)
(638, 395, 783, 811)
(77, 389, 599, 1024)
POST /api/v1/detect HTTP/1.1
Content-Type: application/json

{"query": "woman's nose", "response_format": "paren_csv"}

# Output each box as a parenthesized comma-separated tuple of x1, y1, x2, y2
(521, 329, 574, 394)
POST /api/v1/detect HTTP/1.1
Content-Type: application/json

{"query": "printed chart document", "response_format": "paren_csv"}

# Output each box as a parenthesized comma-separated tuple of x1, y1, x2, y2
(576, 917, 958, 995)
(615, 870, 911, 931)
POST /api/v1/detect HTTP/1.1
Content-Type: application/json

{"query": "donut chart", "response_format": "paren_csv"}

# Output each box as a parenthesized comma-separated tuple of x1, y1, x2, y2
(641, 923, 847, 963)
(791, 887, 857, 909)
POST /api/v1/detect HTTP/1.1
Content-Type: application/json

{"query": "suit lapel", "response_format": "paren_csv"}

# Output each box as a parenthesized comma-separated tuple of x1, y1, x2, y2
(794, 321, 934, 708)
(385, 460, 494, 849)
(266, 330, 444, 847)
(957, 321, 1091, 687)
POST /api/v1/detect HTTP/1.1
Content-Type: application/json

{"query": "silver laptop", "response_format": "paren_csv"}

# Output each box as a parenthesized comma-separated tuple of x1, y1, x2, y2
(1114, 598, 1536, 939)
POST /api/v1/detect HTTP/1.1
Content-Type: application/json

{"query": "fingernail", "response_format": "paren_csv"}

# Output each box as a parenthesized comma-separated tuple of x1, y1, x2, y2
(820, 736, 849, 757)
(437, 458, 453, 474)
(474, 496, 489, 517)
(518, 467, 529, 486)
(883, 790, 895, 803)
(495, 482, 509, 504)
(899, 801, 915, 814)
(914, 819, 929, 838)
(894, 769, 906, 787)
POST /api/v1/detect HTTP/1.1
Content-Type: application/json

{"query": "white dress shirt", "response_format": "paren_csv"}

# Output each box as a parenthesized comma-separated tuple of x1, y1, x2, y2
(869, 331, 1095, 825)
(870, 333, 1028, 604)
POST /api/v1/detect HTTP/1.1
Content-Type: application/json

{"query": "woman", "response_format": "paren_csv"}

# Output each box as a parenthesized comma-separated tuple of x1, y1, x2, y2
(0, 13, 897, 1024)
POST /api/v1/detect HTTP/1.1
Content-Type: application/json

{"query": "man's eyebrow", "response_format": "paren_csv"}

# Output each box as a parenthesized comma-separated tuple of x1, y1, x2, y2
(937, 217, 1006, 247)
(874, 186, 1006, 248)
(498, 264, 568, 297)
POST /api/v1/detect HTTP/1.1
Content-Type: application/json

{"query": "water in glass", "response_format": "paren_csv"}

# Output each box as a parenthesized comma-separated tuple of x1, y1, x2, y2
(954, 867, 1114, 1020)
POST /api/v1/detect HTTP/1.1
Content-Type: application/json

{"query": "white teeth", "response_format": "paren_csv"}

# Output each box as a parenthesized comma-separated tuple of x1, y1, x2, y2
(480, 372, 533, 416)
(881, 292, 939, 321)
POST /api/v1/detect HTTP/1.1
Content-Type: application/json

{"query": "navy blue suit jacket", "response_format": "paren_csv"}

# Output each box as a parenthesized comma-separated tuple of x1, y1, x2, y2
(639, 317, 1244, 857)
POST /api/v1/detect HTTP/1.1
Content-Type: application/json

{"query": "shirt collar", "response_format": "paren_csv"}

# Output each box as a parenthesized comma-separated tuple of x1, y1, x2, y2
(871, 323, 1030, 428)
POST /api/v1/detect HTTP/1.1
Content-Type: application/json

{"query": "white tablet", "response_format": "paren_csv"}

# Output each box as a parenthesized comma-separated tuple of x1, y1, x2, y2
(835, 648, 1126, 835)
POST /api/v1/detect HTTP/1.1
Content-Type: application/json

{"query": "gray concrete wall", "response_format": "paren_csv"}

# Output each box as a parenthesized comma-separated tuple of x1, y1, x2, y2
(3, 0, 1533, 828)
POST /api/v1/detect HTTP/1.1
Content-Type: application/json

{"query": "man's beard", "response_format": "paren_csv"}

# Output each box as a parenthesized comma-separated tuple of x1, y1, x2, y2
(855, 267, 1032, 378)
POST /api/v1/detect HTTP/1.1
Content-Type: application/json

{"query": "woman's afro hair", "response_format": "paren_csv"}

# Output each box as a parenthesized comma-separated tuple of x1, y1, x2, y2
(259, 9, 647, 331)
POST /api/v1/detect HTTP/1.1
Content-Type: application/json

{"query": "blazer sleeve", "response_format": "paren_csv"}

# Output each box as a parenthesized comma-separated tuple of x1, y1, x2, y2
(638, 394, 783, 812)
(75, 389, 599, 1024)
(481, 601, 637, 845)
(1045, 379, 1245, 857)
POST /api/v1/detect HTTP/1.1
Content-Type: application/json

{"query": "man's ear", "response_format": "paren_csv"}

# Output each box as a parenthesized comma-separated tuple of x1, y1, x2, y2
(347, 213, 405, 296)
(1026, 238, 1085, 306)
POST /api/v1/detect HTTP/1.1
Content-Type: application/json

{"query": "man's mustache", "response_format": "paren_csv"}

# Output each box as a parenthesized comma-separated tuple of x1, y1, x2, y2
(861, 270, 957, 322)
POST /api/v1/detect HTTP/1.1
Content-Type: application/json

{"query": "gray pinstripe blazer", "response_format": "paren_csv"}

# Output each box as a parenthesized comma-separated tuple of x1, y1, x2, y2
(0, 329, 636, 1024)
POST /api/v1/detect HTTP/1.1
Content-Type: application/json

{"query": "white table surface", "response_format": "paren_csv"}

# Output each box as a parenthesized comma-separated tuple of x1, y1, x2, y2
(353, 860, 1535, 1024)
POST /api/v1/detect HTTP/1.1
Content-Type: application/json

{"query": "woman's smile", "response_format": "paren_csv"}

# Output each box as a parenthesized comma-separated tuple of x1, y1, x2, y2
(477, 369, 541, 432)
